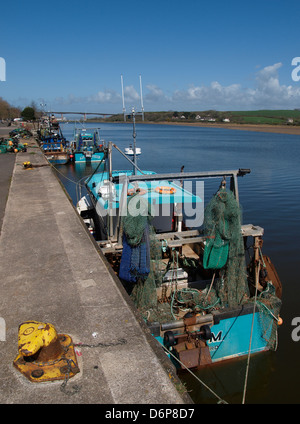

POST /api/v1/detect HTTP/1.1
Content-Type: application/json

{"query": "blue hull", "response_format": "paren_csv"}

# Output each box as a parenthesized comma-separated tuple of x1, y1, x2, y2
(75, 152, 105, 162)
(48, 158, 69, 165)
(155, 307, 273, 367)
(74, 153, 86, 162)
(44, 152, 69, 165)
(208, 310, 269, 362)
(91, 152, 105, 162)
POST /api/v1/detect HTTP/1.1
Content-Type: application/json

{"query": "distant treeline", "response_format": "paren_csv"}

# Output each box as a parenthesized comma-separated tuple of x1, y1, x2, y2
(95, 109, 300, 125)
(0, 97, 21, 120)
(2, 96, 299, 126)
(0, 98, 46, 121)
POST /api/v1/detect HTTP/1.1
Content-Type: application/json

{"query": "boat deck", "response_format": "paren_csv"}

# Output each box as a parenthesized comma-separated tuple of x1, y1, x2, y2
(0, 137, 190, 404)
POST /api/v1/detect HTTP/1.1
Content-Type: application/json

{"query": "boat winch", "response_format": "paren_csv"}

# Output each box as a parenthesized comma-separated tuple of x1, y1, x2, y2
(13, 320, 79, 382)
(163, 315, 213, 369)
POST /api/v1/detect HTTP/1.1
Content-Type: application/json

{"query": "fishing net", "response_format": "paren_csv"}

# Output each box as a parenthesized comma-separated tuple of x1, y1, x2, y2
(250, 278, 282, 351)
(118, 187, 282, 345)
(119, 194, 174, 322)
(202, 187, 282, 349)
(202, 187, 249, 308)
(119, 187, 250, 319)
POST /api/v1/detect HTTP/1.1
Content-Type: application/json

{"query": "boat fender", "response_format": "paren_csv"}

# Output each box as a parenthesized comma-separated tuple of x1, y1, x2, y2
(278, 316, 283, 326)
(163, 330, 176, 348)
(155, 186, 176, 195)
(200, 325, 212, 341)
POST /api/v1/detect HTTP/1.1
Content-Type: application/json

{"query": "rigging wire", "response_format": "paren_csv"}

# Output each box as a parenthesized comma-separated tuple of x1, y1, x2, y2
(158, 340, 228, 404)
(242, 260, 260, 404)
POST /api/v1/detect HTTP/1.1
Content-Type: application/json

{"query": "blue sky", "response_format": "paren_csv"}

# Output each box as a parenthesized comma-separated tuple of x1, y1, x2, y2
(1, 0, 300, 114)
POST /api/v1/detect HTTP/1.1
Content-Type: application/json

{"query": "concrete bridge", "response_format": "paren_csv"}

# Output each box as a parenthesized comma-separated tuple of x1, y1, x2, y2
(50, 111, 115, 121)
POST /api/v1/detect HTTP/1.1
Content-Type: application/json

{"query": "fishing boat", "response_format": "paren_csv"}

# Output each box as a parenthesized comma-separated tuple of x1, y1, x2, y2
(70, 127, 106, 163)
(38, 121, 70, 165)
(76, 110, 282, 372)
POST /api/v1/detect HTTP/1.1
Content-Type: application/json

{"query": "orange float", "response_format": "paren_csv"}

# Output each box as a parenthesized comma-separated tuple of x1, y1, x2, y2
(155, 186, 176, 195)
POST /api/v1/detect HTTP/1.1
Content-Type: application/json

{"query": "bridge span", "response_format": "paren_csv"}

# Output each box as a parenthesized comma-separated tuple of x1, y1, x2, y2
(50, 111, 115, 120)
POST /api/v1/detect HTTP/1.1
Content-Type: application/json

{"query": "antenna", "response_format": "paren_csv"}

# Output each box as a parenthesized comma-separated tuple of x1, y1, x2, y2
(121, 74, 126, 122)
(139, 74, 144, 121)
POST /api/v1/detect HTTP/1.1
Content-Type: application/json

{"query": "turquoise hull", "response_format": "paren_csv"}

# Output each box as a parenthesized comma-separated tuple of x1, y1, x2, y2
(155, 306, 273, 367)
(75, 151, 105, 162)
(44, 152, 69, 165)
(208, 310, 269, 362)
(48, 158, 69, 165)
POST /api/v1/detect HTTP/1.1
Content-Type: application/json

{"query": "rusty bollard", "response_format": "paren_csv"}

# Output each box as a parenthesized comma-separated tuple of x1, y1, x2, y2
(13, 321, 79, 382)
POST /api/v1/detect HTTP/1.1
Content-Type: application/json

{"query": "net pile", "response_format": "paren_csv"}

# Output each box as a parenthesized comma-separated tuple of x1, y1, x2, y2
(119, 194, 169, 321)
(203, 187, 281, 349)
(202, 187, 249, 308)
(251, 278, 282, 351)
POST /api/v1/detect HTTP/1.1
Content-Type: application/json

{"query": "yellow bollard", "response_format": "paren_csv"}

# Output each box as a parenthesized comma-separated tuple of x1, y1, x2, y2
(23, 161, 32, 169)
(13, 321, 79, 382)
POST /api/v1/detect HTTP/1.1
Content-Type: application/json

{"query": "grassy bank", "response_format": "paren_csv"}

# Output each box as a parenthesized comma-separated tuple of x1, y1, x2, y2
(98, 109, 300, 125)
(87, 109, 300, 135)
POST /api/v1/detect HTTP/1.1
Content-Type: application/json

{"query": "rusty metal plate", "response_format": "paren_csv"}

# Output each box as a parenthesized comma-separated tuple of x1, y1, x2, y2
(177, 347, 201, 369)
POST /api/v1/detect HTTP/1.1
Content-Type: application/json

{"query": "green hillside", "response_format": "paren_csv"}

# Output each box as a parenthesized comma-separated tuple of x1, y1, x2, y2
(100, 109, 300, 125)
(229, 110, 300, 125)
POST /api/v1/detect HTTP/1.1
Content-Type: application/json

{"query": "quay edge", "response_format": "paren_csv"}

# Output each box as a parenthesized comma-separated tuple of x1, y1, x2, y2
(0, 136, 192, 404)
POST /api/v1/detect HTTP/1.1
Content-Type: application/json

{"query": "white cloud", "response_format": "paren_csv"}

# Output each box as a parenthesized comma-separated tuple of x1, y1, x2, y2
(52, 63, 300, 111)
(172, 81, 244, 108)
(168, 62, 300, 109)
(145, 84, 170, 103)
(88, 89, 121, 104)
(250, 62, 300, 108)
(124, 85, 140, 102)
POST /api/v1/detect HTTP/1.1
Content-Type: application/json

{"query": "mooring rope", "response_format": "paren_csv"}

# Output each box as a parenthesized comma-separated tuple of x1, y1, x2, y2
(242, 262, 260, 404)
(44, 156, 86, 188)
(158, 340, 228, 404)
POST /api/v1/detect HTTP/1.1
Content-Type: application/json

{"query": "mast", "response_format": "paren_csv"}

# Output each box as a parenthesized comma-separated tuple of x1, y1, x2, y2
(132, 108, 137, 175)
(121, 74, 126, 122)
(139, 74, 144, 122)
(108, 141, 114, 238)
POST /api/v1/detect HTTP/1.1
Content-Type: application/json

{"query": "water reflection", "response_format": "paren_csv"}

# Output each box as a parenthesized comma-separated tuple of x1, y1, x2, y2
(54, 160, 105, 205)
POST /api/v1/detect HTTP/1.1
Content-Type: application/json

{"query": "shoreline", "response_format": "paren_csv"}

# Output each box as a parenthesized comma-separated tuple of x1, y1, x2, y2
(3, 121, 300, 136)
(149, 121, 300, 135)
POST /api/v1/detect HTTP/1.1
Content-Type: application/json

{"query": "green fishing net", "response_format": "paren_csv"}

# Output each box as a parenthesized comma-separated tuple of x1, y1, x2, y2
(202, 187, 281, 350)
(250, 280, 282, 351)
(203, 187, 249, 308)
(120, 194, 170, 321)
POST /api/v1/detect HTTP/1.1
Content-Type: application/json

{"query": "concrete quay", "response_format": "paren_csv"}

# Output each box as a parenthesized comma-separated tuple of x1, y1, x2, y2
(0, 136, 192, 404)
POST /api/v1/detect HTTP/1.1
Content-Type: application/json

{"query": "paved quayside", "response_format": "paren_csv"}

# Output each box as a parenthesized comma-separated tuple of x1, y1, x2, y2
(0, 134, 191, 404)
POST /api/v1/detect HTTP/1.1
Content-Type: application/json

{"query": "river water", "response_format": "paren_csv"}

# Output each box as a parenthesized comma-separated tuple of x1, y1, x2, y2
(55, 121, 300, 404)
